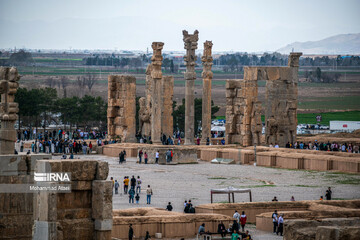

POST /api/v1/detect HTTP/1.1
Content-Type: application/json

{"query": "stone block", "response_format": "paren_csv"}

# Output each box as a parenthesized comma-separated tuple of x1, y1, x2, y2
(92, 180, 113, 220)
(94, 219, 113, 231)
(96, 161, 109, 180)
(71, 181, 92, 190)
(95, 230, 112, 240)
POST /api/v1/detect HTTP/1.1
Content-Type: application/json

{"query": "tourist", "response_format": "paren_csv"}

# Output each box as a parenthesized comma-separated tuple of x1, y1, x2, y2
(325, 187, 332, 200)
(198, 223, 206, 238)
(206, 137, 210, 145)
(145, 231, 151, 240)
(128, 224, 134, 240)
(272, 210, 278, 234)
(196, 137, 200, 145)
(88, 141, 92, 153)
(240, 211, 247, 232)
(31, 142, 35, 152)
(138, 150, 143, 164)
(20, 140, 24, 152)
(123, 176, 129, 194)
(155, 151, 159, 164)
(290, 196, 295, 201)
(114, 180, 119, 194)
(135, 194, 140, 204)
(320, 196, 323, 200)
(110, 177, 114, 190)
(166, 149, 171, 163)
(128, 188, 135, 204)
(136, 176, 142, 194)
(231, 219, 240, 233)
(277, 214, 284, 236)
(146, 185, 153, 204)
(233, 210, 240, 223)
(123, 150, 127, 161)
(272, 196, 278, 202)
(221, 138, 225, 145)
(274, 143, 279, 148)
(184, 200, 187, 209)
(130, 175, 136, 190)
(231, 229, 239, 240)
(144, 152, 148, 164)
(166, 202, 173, 211)
(119, 151, 123, 164)
(217, 221, 227, 238)
(243, 230, 252, 240)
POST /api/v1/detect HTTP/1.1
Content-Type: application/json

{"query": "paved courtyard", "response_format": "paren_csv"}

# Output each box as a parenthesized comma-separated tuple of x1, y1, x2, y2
(54, 154, 360, 239)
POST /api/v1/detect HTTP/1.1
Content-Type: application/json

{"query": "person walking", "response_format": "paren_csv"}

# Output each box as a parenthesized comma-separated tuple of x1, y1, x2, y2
(128, 224, 134, 240)
(138, 150, 143, 164)
(144, 152, 148, 164)
(155, 151, 159, 164)
(325, 187, 332, 200)
(233, 210, 240, 223)
(136, 176, 142, 194)
(240, 211, 247, 232)
(128, 188, 135, 204)
(166, 149, 171, 163)
(114, 180, 119, 194)
(146, 185, 153, 204)
(130, 175, 136, 190)
(272, 210, 278, 234)
(277, 214, 284, 236)
(123, 176, 129, 194)
(135, 194, 140, 204)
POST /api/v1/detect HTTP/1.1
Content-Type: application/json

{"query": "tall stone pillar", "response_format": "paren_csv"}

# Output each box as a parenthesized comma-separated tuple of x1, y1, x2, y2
(0, 67, 19, 154)
(150, 42, 164, 144)
(161, 76, 174, 138)
(183, 30, 199, 145)
(200, 41, 213, 145)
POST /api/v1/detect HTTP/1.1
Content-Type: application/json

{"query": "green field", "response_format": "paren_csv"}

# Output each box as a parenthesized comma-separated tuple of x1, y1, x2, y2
(298, 96, 360, 110)
(217, 111, 360, 126)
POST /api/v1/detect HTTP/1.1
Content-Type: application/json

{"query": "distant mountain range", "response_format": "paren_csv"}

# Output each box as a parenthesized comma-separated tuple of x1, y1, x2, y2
(277, 33, 360, 55)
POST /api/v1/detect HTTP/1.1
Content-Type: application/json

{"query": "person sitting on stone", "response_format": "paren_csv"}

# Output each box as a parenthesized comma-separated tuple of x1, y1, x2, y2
(217, 221, 227, 237)
(272, 196, 278, 202)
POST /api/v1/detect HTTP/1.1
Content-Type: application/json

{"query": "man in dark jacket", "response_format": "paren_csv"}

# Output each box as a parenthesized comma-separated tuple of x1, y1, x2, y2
(128, 224, 134, 240)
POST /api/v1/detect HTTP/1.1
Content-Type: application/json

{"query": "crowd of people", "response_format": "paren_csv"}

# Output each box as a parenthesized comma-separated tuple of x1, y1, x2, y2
(17, 128, 107, 141)
(284, 141, 359, 153)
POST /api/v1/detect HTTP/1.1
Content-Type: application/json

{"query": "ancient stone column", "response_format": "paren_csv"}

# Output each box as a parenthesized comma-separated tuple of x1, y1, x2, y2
(183, 30, 199, 145)
(161, 76, 174, 138)
(150, 42, 164, 144)
(200, 41, 213, 145)
(107, 75, 136, 142)
(0, 67, 20, 154)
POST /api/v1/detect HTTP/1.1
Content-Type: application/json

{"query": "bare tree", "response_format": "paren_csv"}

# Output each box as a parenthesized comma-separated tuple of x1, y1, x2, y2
(76, 76, 86, 97)
(60, 76, 70, 98)
(44, 77, 56, 88)
(83, 74, 98, 92)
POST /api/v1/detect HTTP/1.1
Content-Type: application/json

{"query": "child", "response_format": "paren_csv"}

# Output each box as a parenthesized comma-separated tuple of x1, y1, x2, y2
(135, 194, 140, 204)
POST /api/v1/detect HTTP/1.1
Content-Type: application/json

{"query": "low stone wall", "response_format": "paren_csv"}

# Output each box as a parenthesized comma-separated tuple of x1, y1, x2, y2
(33, 159, 112, 240)
(139, 145, 198, 164)
(112, 208, 233, 239)
(196, 201, 311, 223)
(0, 153, 51, 240)
(284, 217, 360, 240)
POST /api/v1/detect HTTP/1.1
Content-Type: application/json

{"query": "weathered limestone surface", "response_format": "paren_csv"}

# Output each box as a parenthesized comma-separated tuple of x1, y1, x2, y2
(201, 41, 213, 145)
(0, 67, 20, 154)
(225, 78, 260, 146)
(137, 145, 198, 164)
(150, 42, 164, 144)
(183, 30, 199, 145)
(225, 53, 302, 147)
(138, 64, 153, 137)
(107, 75, 136, 142)
(265, 52, 302, 147)
(161, 76, 174, 137)
(33, 159, 112, 240)
(0, 153, 51, 240)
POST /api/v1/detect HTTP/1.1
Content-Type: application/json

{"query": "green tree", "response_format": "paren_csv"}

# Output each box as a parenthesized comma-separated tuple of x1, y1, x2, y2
(9, 49, 33, 65)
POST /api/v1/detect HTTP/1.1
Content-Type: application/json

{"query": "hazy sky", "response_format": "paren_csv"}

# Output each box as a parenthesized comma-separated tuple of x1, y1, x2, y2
(0, 0, 359, 52)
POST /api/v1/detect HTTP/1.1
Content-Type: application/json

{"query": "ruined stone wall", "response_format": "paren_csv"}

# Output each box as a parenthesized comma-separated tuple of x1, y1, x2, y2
(107, 75, 136, 142)
(265, 53, 302, 147)
(161, 76, 174, 137)
(0, 154, 51, 240)
(225, 78, 260, 146)
(33, 159, 112, 240)
(0, 67, 20, 154)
